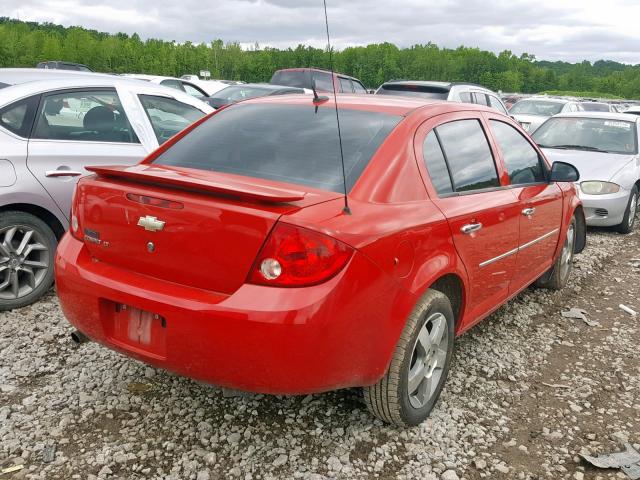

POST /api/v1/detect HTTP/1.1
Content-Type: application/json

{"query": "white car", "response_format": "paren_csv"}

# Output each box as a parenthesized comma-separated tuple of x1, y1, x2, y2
(532, 112, 640, 233)
(124, 74, 228, 98)
(625, 106, 640, 116)
(375, 81, 509, 115)
(510, 97, 584, 133)
(0, 74, 213, 309)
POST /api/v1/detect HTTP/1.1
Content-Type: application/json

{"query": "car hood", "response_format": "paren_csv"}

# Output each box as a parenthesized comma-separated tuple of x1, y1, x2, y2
(541, 148, 637, 182)
(511, 114, 548, 132)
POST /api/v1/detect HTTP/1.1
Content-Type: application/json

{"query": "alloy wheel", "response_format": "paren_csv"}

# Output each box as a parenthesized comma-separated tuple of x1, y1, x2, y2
(407, 312, 449, 409)
(0, 225, 50, 300)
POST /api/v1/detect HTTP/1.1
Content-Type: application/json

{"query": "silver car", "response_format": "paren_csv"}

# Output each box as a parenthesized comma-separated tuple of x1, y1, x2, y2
(0, 73, 213, 310)
(532, 112, 640, 233)
(510, 97, 584, 133)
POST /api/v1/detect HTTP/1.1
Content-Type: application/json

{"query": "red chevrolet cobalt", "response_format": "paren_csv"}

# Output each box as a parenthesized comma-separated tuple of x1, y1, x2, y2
(55, 95, 585, 426)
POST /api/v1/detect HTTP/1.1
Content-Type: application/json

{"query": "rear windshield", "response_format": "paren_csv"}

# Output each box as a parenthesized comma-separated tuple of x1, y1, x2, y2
(153, 103, 402, 193)
(377, 84, 449, 100)
(510, 100, 565, 116)
(580, 103, 610, 112)
(270, 71, 309, 89)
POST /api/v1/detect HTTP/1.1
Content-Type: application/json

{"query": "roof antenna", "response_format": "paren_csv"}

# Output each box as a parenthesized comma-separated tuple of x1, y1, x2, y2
(322, 0, 351, 215)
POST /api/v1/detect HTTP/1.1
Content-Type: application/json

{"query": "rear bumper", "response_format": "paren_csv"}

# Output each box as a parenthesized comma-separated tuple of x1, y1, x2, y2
(580, 189, 629, 226)
(55, 234, 407, 394)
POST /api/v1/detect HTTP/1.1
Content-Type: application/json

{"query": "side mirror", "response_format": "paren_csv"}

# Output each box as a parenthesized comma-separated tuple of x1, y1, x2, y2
(549, 161, 580, 182)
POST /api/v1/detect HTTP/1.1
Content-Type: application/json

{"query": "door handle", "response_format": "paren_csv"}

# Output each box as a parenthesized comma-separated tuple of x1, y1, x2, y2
(461, 223, 483, 234)
(45, 170, 83, 178)
(522, 207, 536, 217)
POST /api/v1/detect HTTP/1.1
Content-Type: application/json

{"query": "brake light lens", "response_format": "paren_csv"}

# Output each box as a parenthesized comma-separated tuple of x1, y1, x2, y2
(248, 223, 353, 287)
(70, 185, 83, 241)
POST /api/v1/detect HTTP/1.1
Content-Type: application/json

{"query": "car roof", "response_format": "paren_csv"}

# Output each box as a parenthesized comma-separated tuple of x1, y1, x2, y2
(238, 93, 491, 116)
(552, 111, 640, 122)
(0, 75, 213, 111)
(0, 68, 115, 85)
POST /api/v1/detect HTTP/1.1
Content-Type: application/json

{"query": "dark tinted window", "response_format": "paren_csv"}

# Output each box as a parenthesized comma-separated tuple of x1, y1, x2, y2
(0, 82, 9, 89)
(435, 120, 500, 192)
(423, 132, 453, 195)
(473, 93, 488, 106)
(270, 70, 309, 89)
(378, 83, 449, 100)
(153, 104, 401, 193)
(339, 78, 353, 93)
(313, 72, 334, 92)
(0, 95, 39, 138)
(490, 120, 545, 184)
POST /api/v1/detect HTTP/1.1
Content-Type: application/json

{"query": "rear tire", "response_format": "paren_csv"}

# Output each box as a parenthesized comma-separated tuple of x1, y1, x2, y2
(616, 186, 638, 234)
(535, 216, 576, 290)
(363, 290, 455, 427)
(0, 211, 57, 311)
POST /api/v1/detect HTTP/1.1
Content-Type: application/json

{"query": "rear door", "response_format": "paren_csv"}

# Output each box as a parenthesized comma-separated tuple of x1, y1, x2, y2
(26, 88, 148, 219)
(415, 112, 521, 326)
(486, 117, 563, 292)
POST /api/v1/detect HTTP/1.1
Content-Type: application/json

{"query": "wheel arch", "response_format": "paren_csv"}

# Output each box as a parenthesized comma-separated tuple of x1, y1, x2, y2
(428, 273, 466, 331)
(0, 203, 66, 240)
(573, 205, 586, 254)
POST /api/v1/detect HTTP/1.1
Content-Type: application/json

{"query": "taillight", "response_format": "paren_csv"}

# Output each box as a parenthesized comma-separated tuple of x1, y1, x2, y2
(248, 223, 353, 287)
(70, 185, 82, 241)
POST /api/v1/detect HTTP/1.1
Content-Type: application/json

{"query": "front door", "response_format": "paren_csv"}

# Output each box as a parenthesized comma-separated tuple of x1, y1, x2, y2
(26, 88, 147, 219)
(415, 115, 521, 327)
(487, 118, 563, 292)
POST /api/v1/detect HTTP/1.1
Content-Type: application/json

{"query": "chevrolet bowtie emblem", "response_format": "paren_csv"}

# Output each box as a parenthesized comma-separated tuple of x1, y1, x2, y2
(137, 215, 165, 232)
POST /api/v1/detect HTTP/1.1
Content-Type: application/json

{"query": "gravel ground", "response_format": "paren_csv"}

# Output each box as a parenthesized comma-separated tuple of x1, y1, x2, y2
(1, 229, 638, 480)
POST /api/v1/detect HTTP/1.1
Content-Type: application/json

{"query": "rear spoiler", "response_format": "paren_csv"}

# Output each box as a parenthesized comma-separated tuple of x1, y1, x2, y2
(85, 165, 307, 203)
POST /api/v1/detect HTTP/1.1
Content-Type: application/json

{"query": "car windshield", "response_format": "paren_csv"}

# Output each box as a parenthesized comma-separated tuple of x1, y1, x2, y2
(213, 85, 271, 102)
(581, 103, 610, 112)
(510, 100, 565, 116)
(533, 117, 638, 154)
(153, 103, 402, 193)
(270, 71, 308, 89)
(377, 84, 449, 100)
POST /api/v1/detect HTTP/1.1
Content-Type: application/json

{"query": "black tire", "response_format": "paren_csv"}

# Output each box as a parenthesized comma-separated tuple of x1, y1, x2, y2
(363, 289, 455, 427)
(616, 186, 638, 234)
(535, 216, 576, 290)
(0, 211, 57, 311)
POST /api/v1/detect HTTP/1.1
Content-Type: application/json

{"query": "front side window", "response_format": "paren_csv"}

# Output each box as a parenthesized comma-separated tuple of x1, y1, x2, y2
(435, 119, 500, 192)
(532, 117, 638, 154)
(422, 131, 453, 195)
(138, 95, 206, 145)
(0, 95, 39, 138)
(352, 81, 367, 94)
(490, 120, 546, 185)
(339, 78, 354, 93)
(488, 96, 508, 114)
(152, 104, 401, 193)
(32, 90, 138, 143)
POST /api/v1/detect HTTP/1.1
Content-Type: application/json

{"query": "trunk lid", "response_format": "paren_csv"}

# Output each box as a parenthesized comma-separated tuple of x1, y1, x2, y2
(76, 164, 341, 294)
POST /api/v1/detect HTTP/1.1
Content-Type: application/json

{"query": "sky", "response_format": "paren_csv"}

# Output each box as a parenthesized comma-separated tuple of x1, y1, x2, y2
(4, 0, 640, 64)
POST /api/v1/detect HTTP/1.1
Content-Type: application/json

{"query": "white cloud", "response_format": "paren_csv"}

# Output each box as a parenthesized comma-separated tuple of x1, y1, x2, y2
(4, 0, 640, 63)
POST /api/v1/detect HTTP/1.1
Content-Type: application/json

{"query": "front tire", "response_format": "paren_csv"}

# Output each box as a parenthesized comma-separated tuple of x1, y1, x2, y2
(535, 216, 576, 290)
(363, 290, 455, 427)
(616, 186, 638, 234)
(0, 211, 57, 311)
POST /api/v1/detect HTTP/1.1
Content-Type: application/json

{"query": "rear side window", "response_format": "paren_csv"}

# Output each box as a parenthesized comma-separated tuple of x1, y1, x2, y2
(32, 89, 138, 143)
(459, 92, 472, 103)
(139, 95, 205, 145)
(339, 78, 354, 93)
(435, 120, 500, 192)
(0, 95, 39, 138)
(313, 72, 334, 92)
(153, 104, 402, 193)
(490, 121, 546, 185)
(422, 132, 453, 195)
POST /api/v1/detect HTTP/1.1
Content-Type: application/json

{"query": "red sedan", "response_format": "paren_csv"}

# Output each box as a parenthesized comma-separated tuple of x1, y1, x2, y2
(55, 95, 585, 427)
